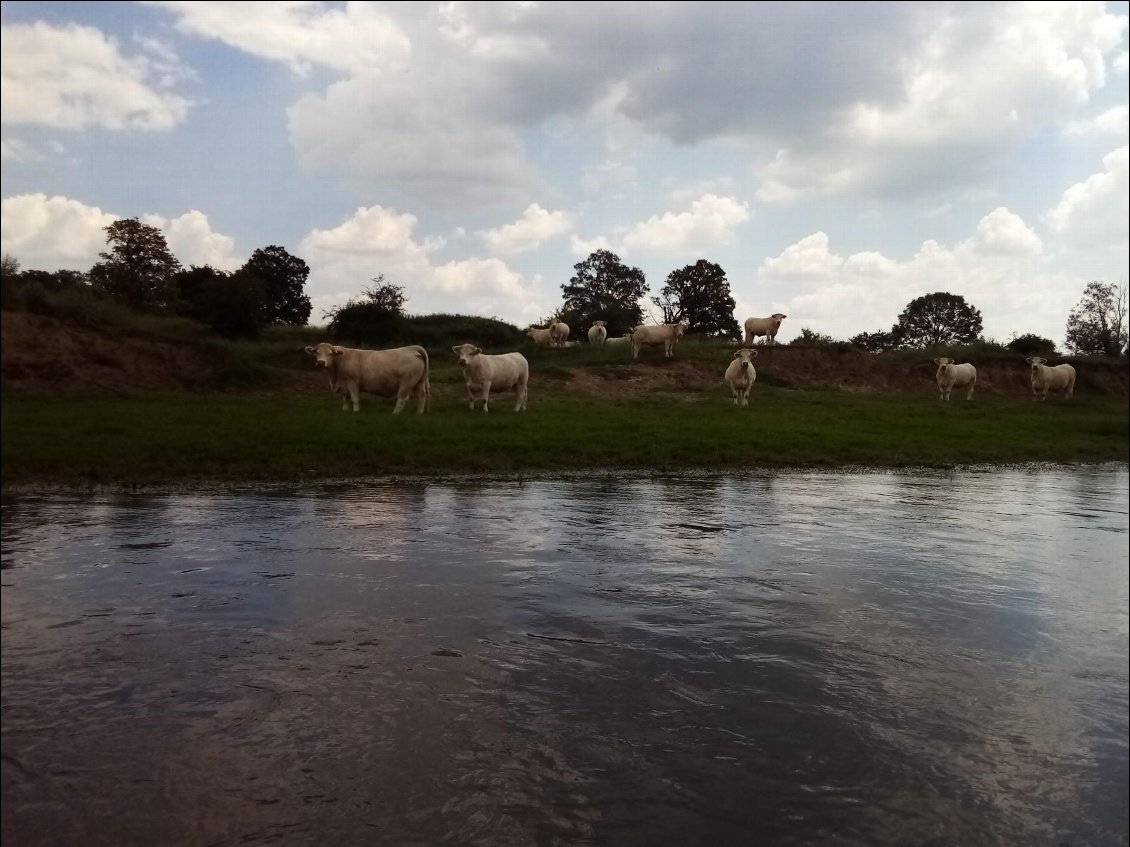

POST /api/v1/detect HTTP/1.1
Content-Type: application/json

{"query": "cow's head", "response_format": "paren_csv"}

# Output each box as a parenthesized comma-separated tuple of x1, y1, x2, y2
(772, 313, 787, 320)
(1026, 357, 1048, 372)
(452, 344, 482, 367)
(934, 356, 954, 372)
(305, 343, 343, 368)
(733, 348, 758, 370)
(676, 321, 689, 336)
(593, 320, 606, 328)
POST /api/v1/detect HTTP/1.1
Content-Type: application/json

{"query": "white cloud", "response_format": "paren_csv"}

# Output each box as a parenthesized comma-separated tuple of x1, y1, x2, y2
(0, 22, 193, 131)
(960, 207, 1043, 257)
(0, 138, 43, 163)
(0, 193, 117, 270)
(143, 210, 242, 271)
(1064, 105, 1130, 136)
(299, 205, 546, 326)
(753, 209, 1077, 345)
(1044, 146, 1130, 249)
(569, 234, 613, 257)
(757, 232, 844, 281)
(482, 204, 573, 255)
(147, 1, 411, 75)
(619, 194, 750, 254)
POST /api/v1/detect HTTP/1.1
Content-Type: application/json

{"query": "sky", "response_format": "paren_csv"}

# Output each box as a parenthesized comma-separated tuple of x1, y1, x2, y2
(1, 1, 1127, 346)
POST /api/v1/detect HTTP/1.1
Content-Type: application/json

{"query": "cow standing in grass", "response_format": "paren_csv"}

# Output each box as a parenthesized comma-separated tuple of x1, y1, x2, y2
(933, 357, 977, 401)
(725, 348, 758, 406)
(1026, 357, 1076, 401)
(305, 342, 430, 413)
(451, 344, 529, 413)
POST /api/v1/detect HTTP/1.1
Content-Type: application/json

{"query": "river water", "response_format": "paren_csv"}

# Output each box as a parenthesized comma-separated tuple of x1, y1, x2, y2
(2, 467, 1127, 847)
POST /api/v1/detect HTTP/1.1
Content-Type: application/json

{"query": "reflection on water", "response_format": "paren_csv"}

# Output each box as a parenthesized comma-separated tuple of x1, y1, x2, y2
(2, 467, 1127, 847)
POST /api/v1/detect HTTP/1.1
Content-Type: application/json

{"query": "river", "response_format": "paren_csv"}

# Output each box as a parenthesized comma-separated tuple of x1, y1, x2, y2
(2, 466, 1127, 846)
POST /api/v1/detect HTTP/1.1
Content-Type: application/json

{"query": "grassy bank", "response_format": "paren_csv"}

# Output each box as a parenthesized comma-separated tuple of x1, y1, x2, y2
(2, 388, 1126, 488)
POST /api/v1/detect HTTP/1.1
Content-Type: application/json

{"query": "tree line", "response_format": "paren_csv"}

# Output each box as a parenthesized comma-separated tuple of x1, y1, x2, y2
(2, 219, 1125, 357)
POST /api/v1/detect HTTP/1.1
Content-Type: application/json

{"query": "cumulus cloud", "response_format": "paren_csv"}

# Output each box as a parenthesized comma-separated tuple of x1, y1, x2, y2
(1064, 105, 1130, 136)
(1044, 146, 1130, 249)
(299, 205, 546, 326)
(613, 194, 750, 255)
(481, 204, 573, 255)
(755, 208, 1073, 345)
(0, 193, 117, 270)
(143, 210, 242, 271)
(0, 21, 193, 131)
(147, 1, 411, 75)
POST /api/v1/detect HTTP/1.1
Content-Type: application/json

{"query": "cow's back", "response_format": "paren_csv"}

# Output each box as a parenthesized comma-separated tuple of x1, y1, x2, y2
(344, 346, 427, 394)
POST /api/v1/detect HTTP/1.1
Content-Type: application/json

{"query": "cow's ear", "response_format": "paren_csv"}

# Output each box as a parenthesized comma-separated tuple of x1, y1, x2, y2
(749, 349, 758, 358)
(305, 346, 315, 355)
(473, 346, 482, 355)
(332, 346, 344, 356)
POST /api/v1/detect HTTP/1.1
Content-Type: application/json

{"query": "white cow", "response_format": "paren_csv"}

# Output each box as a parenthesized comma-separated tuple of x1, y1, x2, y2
(1026, 357, 1076, 401)
(588, 320, 608, 345)
(933, 357, 977, 401)
(549, 320, 571, 347)
(526, 325, 555, 345)
(724, 348, 758, 406)
(605, 334, 631, 345)
(305, 342, 430, 414)
(451, 344, 529, 413)
(743, 313, 788, 346)
(630, 322, 688, 360)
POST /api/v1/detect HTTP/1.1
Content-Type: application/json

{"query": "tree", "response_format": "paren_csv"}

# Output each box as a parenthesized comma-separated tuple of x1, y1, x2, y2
(850, 329, 900, 352)
(89, 218, 181, 310)
(173, 264, 268, 338)
(1, 254, 19, 279)
(651, 260, 740, 337)
(561, 249, 648, 338)
(357, 275, 407, 317)
(1065, 281, 1127, 356)
(893, 292, 982, 348)
(794, 327, 839, 346)
(240, 245, 312, 325)
(1006, 333, 1057, 357)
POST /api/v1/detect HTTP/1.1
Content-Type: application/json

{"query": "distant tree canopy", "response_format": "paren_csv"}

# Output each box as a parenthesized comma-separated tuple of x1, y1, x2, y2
(850, 329, 900, 352)
(561, 249, 648, 338)
(89, 218, 181, 310)
(325, 275, 410, 342)
(1065, 281, 1127, 356)
(894, 292, 983, 348)
(794, 327, 839, 346)
(652, 260, 740, 337)
(241, 245, 311, 326)
(1006, 333, 1057, 357)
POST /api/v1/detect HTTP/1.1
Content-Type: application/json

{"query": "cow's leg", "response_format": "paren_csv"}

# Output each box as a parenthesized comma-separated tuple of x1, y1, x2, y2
(349, 384, 360, 412)
(966, 382, 975, 400)
(341, 391, 350, 411)
(392, 386, 411, 414)
(415, 381, 428, 414)
(515, 380, 527, 412)
(480, 381, 491, 413)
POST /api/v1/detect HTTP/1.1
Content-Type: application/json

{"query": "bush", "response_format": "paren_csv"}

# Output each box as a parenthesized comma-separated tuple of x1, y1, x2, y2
(328, 308, 526, 352)
(1007, 333, 1057, 357)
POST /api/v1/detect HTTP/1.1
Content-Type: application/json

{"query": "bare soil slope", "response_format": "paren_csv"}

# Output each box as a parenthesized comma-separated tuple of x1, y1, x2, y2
(3, 311, 1127, 399)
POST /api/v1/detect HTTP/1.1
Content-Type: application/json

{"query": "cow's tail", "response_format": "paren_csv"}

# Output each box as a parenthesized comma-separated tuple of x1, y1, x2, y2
(417, 346, 431, 412)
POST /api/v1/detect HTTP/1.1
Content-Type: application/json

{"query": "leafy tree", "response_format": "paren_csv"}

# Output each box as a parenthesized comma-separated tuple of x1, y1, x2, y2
(172, 264, 267, 337)
(1, 254, 19, 279)
(1006, 333, 1057, 357)
(89, 218, 181, 310)
(561, 249, 648, 338)
(850, 329, 900, 352)
(1065, 281, 1127, 356)
(893, 292, 983, 348)
(240, 245, 311, 325)
(357, 275, 407, 317)
(651, 260, 740, 337)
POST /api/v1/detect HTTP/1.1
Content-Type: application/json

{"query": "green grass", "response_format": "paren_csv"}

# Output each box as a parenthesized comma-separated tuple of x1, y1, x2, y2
(2, 388, 1125, 488)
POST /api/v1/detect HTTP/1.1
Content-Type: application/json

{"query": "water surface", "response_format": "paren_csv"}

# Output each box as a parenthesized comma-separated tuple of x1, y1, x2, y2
(2, 467, 1128, 846)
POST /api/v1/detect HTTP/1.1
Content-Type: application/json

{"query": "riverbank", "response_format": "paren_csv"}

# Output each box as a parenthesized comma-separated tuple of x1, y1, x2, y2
(3, 389, 1126, 489)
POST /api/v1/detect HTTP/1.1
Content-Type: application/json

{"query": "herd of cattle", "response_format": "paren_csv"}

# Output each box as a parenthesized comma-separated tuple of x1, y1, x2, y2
(304, 312, 1078, 413)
